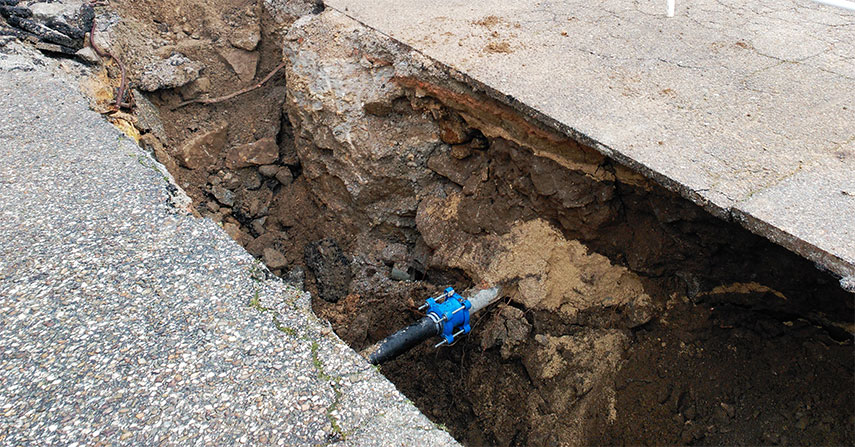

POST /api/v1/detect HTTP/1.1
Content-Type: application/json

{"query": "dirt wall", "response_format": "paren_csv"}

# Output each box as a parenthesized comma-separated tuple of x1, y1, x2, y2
(280, 10, 853, 446)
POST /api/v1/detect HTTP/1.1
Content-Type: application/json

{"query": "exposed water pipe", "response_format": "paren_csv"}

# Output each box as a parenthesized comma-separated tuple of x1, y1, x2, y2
(367, 286, 502, 365)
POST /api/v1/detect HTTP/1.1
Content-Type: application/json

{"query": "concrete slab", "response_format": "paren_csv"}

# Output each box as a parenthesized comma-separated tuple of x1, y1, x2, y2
(323, 0, 855, 283)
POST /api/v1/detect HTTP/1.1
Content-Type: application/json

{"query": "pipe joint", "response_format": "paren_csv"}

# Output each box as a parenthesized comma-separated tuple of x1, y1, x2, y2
(425, 287, 471, 346)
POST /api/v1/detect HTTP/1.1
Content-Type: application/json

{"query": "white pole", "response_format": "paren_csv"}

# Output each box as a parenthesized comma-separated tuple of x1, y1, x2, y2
(666, 0, 675, 17)
(812, 0, 855, 11)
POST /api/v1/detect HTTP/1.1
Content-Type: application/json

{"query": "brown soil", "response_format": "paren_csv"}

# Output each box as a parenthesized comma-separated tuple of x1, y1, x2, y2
(104, 0, 335, 277)
(82, 2, 854, 446)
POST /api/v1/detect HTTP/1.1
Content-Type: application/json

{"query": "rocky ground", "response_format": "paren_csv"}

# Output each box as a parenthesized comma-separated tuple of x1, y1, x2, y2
(3, 1, 852, 446)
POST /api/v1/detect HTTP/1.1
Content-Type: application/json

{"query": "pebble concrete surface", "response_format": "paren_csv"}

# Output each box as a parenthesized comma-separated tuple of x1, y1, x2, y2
(0, 43, 457, 446)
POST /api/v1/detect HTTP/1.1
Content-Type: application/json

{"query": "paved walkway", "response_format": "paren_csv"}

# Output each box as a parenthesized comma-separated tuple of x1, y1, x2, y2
(326, 0, 855, 286)
(0, 42, 456, 446)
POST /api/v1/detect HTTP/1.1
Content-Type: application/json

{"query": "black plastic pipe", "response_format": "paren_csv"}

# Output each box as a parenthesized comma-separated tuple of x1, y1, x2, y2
(368, 316, 439, 365)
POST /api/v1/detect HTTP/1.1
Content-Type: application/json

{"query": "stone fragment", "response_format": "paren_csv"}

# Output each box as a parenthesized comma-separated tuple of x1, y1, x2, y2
(437, 114, 471, 144)
(263, 247, 288, 269)
(427, 150, 486, 186)
(0, 5, 30, 19)
(240, 169, 262, 190)
(178, 76, 211, 99)
(221, 171, 241, 189)
(226, 137, 279, 169)
(139, 53, 202, 92)
(206, 201, 220, 212)
(285, 266, 305, 288)
(177, 122, 227, 170)
(133, 90, 167, 143)
(18, 1, 91, 50)
(211, 185, 234, 207)
(75, 46, 99, 65)
(363, 101, 392, 116)
(251, 217, 267, 235)
(229, 21, 260, 51)
(349, 313, 371, 343)
(29, 2, 80, 25)
(380, 243, 407, 263)
(450, 144, 472, 160)
(304, 239, 351, 303)
(219, 47, 258, 82)
(258, 164, 278, 177)
(222, 222, 251, 245)
(389, 264, 412, 281)
(720, 402, 735, 419)
(274, 167, 293, 185)
(234, 187, 272, 220)
(246, 231, 285, 257)
(35, 41, 75, 55)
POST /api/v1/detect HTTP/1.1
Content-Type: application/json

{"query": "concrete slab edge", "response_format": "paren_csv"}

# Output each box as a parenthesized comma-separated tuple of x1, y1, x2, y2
(325, 5, 853, 287)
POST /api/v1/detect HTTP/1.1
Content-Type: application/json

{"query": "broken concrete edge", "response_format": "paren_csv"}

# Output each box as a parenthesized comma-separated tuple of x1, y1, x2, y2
(732, 208, 855, 291)
(0, 39, 456, 443)
(323, 5, 854, 290)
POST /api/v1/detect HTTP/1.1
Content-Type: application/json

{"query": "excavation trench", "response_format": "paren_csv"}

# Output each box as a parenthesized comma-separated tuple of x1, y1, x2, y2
(92, 2, 854, 445)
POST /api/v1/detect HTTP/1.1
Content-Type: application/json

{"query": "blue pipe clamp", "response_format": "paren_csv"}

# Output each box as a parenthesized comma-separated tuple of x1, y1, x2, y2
(420, 287, 472, 347)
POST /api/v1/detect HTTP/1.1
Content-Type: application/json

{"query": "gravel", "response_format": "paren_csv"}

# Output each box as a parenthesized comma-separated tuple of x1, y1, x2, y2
(0, 42, 457, 446)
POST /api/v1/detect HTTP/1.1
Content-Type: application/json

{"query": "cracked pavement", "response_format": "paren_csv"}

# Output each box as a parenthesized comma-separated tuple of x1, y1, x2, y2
(0, 42, 457, 446)
(324, 0, 855, 286)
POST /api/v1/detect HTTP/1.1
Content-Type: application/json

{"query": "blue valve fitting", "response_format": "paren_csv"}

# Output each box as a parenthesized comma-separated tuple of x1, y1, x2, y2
(424, 287, 471, 346)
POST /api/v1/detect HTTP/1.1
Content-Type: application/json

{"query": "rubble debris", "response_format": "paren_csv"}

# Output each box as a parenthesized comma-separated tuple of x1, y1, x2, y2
(74, 45, 99, 64)
(263, 247, 288, 269)
(304, 239, 352, 303)
(225, 137, 279, 169)
(138, 53, 202, 92)
(0, 1, 93, 55)
(229, 21, 260, 51)
(176, 121, 228, 170)
(218, 46, 258, 83)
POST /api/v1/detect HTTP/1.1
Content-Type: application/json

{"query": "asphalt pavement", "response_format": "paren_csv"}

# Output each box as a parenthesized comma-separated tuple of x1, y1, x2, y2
(0, 41, 457, 446)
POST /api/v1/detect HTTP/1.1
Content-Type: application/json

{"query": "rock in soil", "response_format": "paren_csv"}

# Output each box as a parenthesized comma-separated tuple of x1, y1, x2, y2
(176, 121, 228, 171)
(219, 46, 258, 83)
(233, 187, 272, 220)
(274, 167, 293, 185)
(139, 53, 202, 92)
(225, 137, 279, 169)
(304, 238, 352, 303)
(258, 164, 278, 177)
(263, 247, 288, 270)
(74, 46, 99, 65)
(229, 21, 260, 51)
